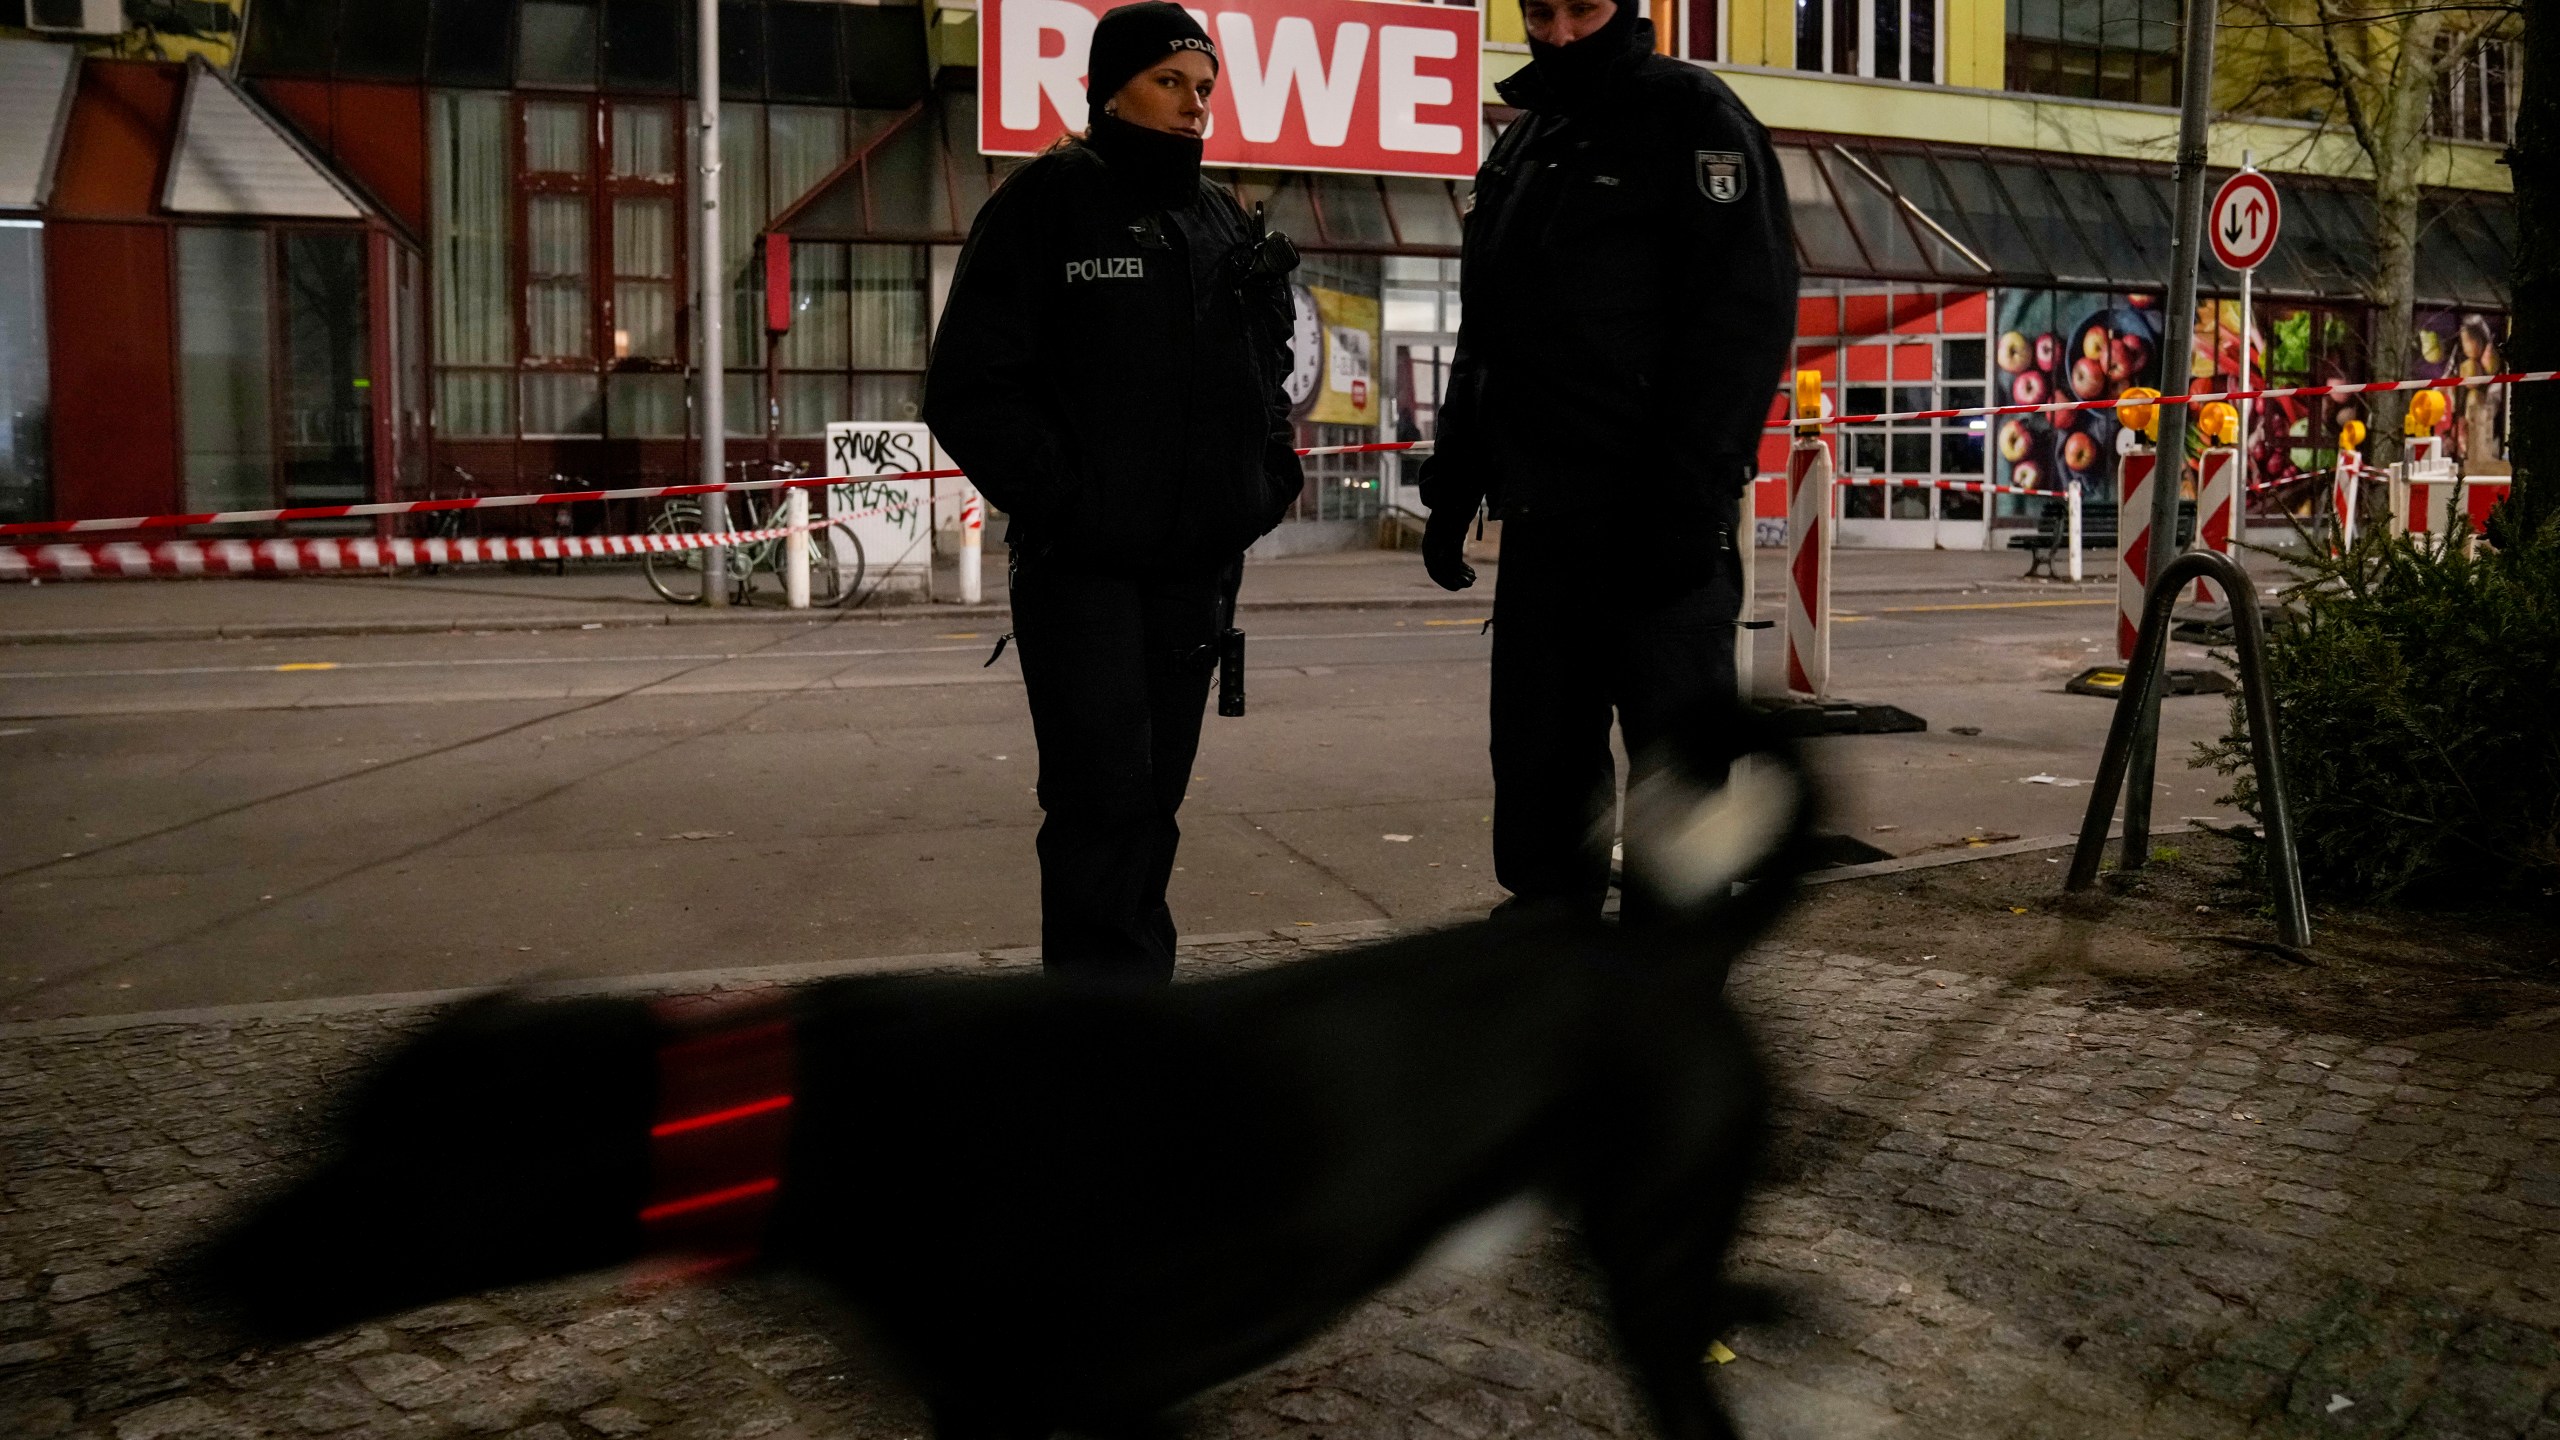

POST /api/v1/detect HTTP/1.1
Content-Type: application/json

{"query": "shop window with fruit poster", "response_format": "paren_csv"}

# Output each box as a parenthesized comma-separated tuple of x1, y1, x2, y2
(1991, 290, 2162, 514)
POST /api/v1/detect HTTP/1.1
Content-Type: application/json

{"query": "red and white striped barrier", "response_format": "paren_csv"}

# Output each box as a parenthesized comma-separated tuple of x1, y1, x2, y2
(0, 509, 876, 582)
(2191, 447, 2240, 602)
(2333, 452, 2363, 550)
(1784, 436, 1833, 700)
(2116, 446, 2160, 663)
(0, 526, 802, 581)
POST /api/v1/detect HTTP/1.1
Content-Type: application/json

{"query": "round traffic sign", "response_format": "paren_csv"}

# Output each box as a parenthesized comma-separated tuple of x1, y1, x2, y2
(2210, 171, 2281, 271)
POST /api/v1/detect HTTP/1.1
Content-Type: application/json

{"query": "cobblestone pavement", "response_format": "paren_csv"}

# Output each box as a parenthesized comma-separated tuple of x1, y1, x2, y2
(4, 927, 2558, 1440)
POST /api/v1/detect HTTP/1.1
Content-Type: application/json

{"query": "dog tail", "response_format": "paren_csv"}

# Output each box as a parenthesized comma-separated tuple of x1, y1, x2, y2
(1614, 705, 1828, 955)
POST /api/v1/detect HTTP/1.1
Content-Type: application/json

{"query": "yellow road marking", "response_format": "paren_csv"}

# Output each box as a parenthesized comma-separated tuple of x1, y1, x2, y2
(1422, 618, 1487, 627)
(937, 632, 982, 639)
(272, 662, 339, 672)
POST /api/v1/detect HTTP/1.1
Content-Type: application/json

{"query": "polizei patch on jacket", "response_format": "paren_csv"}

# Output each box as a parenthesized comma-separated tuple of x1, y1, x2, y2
(1695, 152, 1746, 203)
(1066, 256, 1147, 283)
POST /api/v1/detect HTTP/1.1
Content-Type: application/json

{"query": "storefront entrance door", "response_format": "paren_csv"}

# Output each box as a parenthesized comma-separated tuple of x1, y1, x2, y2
(1380, 333, 1456, 520)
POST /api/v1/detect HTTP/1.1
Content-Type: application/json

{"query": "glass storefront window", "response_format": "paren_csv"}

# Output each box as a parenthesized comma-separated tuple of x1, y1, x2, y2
(430, 91, 515, 435)
(178, 229, 276, 514)
(520, 0, 602, 88)
(0, 224, 46, 525)
(277, 232, 373, 506)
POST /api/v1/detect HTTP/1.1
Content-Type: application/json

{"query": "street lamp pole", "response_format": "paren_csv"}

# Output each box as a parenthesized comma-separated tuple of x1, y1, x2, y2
(697, 0, 729, 607)
(2119, 0, 2219, 866)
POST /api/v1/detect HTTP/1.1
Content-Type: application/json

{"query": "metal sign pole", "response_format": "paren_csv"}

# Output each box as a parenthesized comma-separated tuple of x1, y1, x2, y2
(2237, 152, 2255, 545)
(2123, 0, 2220, 870)
(697, 0, 728, 607)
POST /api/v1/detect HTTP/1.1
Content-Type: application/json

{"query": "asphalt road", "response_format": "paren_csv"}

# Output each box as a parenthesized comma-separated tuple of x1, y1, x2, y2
(0, 575, 2250, 1021)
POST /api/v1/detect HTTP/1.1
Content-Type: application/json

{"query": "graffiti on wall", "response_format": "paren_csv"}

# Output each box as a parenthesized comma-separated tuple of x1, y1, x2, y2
(822, 421, 938, 590)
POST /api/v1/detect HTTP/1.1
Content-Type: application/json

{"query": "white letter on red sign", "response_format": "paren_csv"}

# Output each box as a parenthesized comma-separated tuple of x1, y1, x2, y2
(1218, 13, 1370, 147)
(1377, 26, 1459, 155)
(1001, 0, 1097, 132)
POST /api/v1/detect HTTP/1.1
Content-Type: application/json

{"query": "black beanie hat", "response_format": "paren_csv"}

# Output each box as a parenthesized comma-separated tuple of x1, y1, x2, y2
(1086, 1, 1219, 122)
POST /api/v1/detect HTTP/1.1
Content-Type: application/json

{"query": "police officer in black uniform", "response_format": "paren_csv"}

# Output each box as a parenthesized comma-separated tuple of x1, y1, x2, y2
(1418, 0, 1796, 924)
(924, 1, 1304, 986)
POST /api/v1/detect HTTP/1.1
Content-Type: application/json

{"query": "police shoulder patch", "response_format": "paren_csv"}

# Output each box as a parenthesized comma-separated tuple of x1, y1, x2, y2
(1695, 151, 1746, 204)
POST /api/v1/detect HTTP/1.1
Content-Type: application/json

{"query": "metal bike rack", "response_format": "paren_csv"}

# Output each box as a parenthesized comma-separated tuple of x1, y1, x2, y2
(2065, 549, 2311, 948)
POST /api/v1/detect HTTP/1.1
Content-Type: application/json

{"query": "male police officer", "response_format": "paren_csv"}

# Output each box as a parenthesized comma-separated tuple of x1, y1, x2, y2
(1418, 0, 1795, 924)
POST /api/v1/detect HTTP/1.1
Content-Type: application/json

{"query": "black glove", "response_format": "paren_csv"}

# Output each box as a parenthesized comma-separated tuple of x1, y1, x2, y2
(1422, 502, 1477, 592)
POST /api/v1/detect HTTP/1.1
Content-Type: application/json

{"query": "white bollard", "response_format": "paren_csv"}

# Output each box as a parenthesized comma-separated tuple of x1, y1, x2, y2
(1735, 501, 1757, 701)
(784, 488, 810, 609)
(2066, 479, 2084, 583)
(1783, 437, 1832, 700)
(958, 486, 983, 605)
(2334, 452, 2360, 552)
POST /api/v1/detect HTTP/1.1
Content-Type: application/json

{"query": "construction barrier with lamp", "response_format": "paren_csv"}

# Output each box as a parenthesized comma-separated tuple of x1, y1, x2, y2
(1761, 370, 1927, 737)
(2331, 420, 2367, 553)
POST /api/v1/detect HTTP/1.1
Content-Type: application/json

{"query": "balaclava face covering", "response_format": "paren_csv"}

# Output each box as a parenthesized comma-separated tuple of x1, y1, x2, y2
(1525, 0, 1644, 106)
(1083, 1, 1219, 205)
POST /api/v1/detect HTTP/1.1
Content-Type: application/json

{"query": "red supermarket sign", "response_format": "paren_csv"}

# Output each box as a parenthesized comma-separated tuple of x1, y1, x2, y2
(979, 0, 1481, 180)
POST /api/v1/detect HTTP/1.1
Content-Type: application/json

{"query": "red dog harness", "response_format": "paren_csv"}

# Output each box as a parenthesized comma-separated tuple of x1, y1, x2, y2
(642, 995, 797, 1267)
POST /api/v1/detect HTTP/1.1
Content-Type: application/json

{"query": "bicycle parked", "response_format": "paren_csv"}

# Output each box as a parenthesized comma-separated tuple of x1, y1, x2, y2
(643, 460, 867, 607)
(414, 463, 475, 574)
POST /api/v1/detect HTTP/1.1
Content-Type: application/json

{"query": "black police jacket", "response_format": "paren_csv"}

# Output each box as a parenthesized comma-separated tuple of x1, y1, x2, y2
(923, 122, 1305, 575)
(1423, 20, 1797, 529)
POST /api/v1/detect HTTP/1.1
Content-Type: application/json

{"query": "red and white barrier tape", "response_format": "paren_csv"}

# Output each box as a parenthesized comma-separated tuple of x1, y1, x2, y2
(0, 470, 969, 539)
(1792, 369, 2552, 432)
(1833, 476, 2046, 498)
(0, 512, 866, 581)
(0, 442, 1430, 540)
(3, 368, 2541, 543)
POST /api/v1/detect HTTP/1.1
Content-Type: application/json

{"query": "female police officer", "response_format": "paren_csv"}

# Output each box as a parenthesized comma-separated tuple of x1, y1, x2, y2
(923, 0, 1305, 987)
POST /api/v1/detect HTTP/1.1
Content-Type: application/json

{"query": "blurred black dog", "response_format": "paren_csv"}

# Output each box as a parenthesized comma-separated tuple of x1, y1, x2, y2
(197, 716, 1821, 1440)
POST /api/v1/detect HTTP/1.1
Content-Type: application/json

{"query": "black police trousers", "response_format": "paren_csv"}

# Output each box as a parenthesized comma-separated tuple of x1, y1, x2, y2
(1488, 504, 1745, 920)
(1009, 557, 1224, 986)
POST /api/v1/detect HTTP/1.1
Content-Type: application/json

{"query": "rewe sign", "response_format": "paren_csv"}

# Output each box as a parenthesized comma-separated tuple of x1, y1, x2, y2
(980, 0, 1481, 180)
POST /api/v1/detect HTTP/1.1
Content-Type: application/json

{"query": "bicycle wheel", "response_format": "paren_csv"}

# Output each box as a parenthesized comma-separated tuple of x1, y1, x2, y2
(802, 527, 845, 605)
(643, 501, 710, 605)
(417, 512, 465, 576)
(821, 528, 868, 607)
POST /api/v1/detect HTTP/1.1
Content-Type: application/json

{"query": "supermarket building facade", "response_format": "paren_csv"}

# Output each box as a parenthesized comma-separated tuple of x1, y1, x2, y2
(0, 0, 2519, 548)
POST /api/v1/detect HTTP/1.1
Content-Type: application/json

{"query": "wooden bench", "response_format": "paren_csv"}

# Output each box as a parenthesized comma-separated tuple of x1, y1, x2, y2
(2007, 497, 2192, 578)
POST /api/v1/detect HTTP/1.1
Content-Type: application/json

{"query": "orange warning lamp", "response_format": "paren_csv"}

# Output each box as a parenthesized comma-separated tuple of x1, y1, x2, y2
(2115, 387, 2162, 441)
(2198, 401, 2240, 446)
(2404, 389, 2449, 436)
(2339, 418, 2368, 451)
(1794, 369, 1824, 422)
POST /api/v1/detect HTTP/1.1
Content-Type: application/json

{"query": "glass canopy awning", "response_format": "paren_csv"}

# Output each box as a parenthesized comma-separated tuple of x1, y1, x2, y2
(764, 90, 2514, 312)
(767, 88, 1472, 255)
(1775, 132, 2513, 309)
